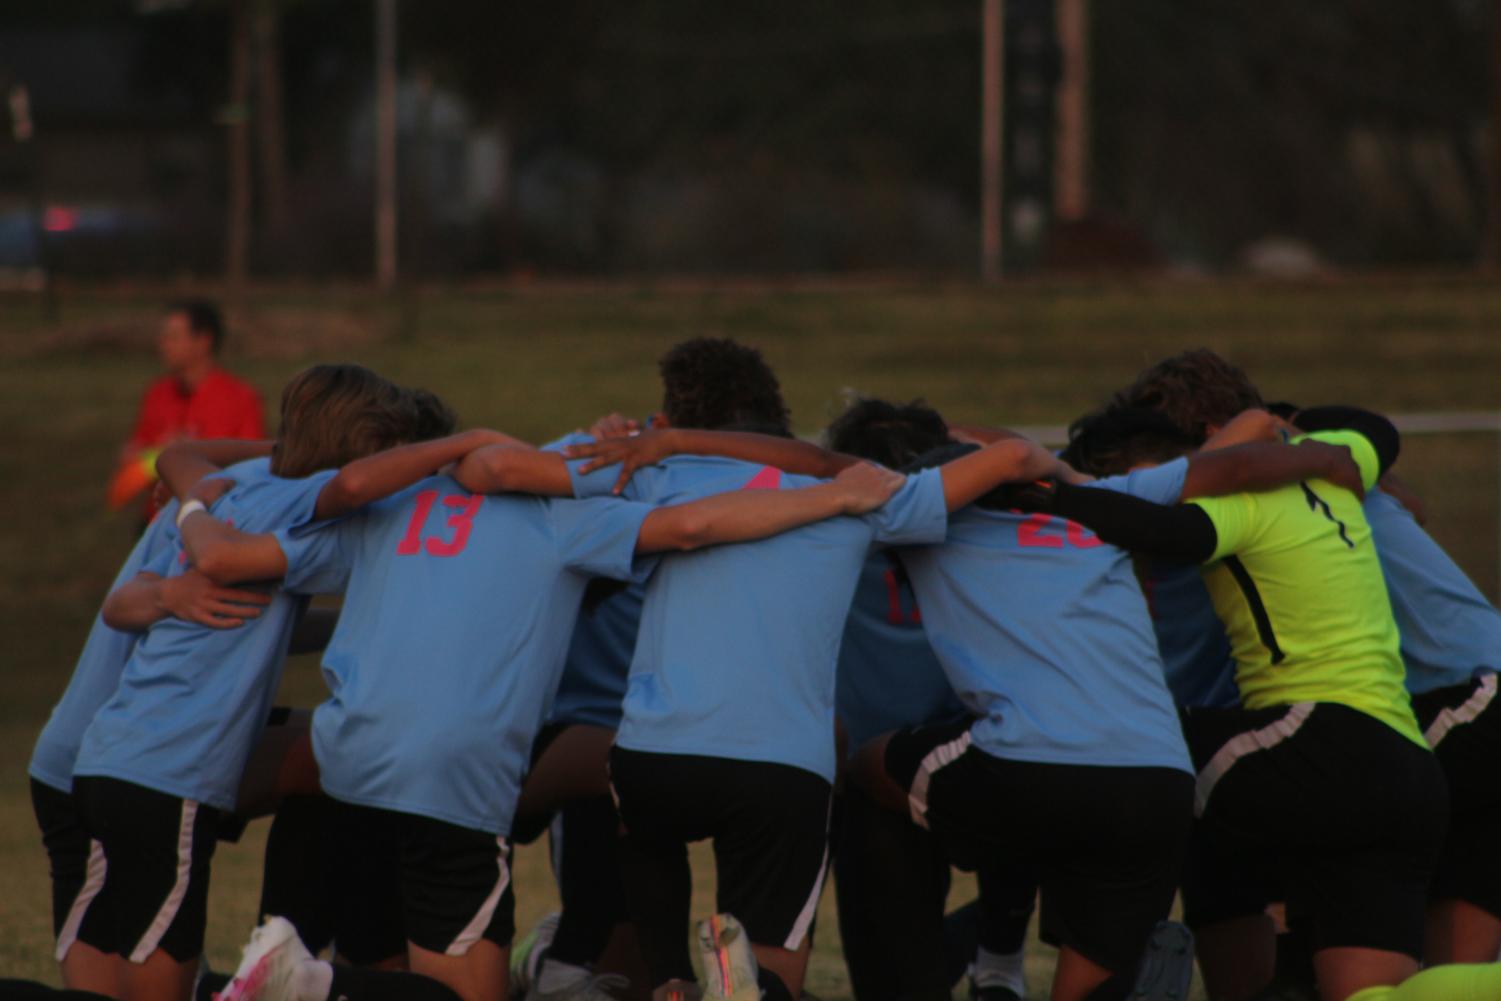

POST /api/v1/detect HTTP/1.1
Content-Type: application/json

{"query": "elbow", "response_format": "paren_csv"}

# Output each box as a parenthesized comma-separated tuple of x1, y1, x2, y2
(323, 469, 368, 510)
(456, 450, 513, 494)
(665, 512, 715, 551)
(191, 545, 236, 584)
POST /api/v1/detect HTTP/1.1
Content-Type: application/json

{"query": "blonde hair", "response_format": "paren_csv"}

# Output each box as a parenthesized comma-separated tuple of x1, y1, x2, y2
(271, 364, 411, 477)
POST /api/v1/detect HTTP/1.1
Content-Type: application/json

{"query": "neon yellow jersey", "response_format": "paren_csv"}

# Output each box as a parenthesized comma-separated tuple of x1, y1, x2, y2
(1189, 430, 1425, 748)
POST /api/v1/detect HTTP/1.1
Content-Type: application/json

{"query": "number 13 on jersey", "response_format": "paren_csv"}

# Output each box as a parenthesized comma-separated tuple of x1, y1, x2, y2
(396, 489, 482, 557)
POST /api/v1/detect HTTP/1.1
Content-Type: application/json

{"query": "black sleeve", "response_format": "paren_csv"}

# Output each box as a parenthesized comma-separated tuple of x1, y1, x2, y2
(1031, 481, 1219, 563)
(1291, 405, 1400, 477)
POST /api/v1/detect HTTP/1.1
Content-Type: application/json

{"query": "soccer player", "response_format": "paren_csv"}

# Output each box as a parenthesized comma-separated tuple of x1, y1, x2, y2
(67, 365, 481, 1001)
(180, 440, 905, 1001)
(112, 301, 264, 523)
(1010, 408, 1501, 1001)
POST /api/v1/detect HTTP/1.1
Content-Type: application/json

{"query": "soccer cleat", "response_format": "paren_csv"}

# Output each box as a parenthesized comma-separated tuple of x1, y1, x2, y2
(214, 916, 313, 1001)
(696, 913, 762, 1001)
(653, 979, 704, 1001)
(511, 911, 562, 998)
(1130, 921, 1195, 1001)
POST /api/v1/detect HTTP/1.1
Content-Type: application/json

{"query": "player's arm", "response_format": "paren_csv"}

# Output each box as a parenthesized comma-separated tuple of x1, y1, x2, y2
(936, 437, 1087, 513)
(177, 517, 288, 584)
(101, 569, 273, 630)
(634, 462, 902, 553)
(313, 428, 527, 521)
(452, 445, 574, 497)
(1200, 409, 1281, 450)
(1289, 405, 1401, 476)
(1376, 471, 1427, 524)
(156, 439, 276, 501)
(566, 428, 859, 495)
(1015, 483, 1220, 563)
(1180, 439, 1365, 501)
(945, 423, 1026, 446)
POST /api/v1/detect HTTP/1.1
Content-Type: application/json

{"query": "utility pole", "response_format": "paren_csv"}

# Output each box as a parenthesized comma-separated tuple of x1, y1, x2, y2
(1054, 0, 1089, 221)
(980, 0, 1005, 283)
(375, 0, 398, 290)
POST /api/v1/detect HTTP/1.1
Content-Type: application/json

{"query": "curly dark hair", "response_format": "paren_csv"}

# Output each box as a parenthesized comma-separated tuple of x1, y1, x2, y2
(658, 337, 791, 436)
(1111, 348, 1263, 444)
(826, 397, 951, 469)
(1062, 405, 1199, 477)
(401, 387, 458, 442)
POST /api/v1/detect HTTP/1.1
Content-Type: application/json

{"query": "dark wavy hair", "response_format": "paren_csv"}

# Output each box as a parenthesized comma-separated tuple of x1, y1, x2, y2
(826, 397, 951, 469)
(658, 337, 792, 436)
(1111, 348, 1263, 444)
(1062, 405, 1199, 477)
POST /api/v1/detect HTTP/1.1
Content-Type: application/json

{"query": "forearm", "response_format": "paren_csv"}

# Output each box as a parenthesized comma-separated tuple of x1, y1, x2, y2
(637, 482, 849, 553)
(181, 512, 288, 583)
(1039, 483, 1218, 563)
(157, 439, 273, 500)
(665, 429, 857, 476)
(1292, 405, 1400, 475)
(1201, 409, 1278, 451)
(453, 445, 573, 496)
(100, 574, 168, 631)
(945, 423, 1025, 445)
(939, 438, 1074, 512)
(315, 429, 519, 520)
(1181, 440, 1351, 500)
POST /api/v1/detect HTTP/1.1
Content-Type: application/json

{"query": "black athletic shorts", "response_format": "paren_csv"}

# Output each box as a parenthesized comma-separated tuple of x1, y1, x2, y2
(259, 794, 406, 964)
(883, 719, 1193, 976)
(31, 778, 96, 956)
(331, 801, 515, 955)
(1180, 701, 1447, 959)
(71, 776, 222, 963)
(608, 747, 832, 951)
(1413, 673, 1501, 919)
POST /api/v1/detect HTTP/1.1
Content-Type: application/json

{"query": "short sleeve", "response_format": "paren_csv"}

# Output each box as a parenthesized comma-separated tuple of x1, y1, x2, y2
(282, 469, 339, 530)
(1092, 456, 1188, 505)
(275, 517, 360, 595)
(862, 467, 949, 546)
(566, 455, 663, 504)
(541, 431, 593, 454)
(1189, 492, 1257, 563)
(549, 496, 656, 583)
(138, 545, 178, 577)
(1297, 430, 1380, 492)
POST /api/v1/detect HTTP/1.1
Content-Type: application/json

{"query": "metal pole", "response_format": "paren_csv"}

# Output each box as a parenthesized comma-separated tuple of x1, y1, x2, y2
(980, 0, 1004, 283)
(375, 0, 398, 290)
(1054, 0, 1089, 221)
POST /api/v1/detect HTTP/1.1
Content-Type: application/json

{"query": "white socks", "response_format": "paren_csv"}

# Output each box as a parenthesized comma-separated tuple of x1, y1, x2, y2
(536, 958, 592, 995)
(970, 945, 1026, 998)
(294, 957, 335, 1001)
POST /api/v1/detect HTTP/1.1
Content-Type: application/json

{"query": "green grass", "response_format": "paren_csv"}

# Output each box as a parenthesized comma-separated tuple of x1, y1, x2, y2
(4, 276, 1501, 997)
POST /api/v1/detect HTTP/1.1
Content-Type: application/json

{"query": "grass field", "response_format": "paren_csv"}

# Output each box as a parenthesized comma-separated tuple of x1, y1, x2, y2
(4, 275, 1501, 998)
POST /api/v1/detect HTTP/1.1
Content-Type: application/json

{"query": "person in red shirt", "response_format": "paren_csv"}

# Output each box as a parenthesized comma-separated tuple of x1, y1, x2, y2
(110, 301, 266, 523)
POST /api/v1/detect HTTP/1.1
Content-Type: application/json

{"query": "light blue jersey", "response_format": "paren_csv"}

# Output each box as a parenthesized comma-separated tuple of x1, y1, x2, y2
(1140, 559, 1240, 710)
(899, 459, 1192, 773)
(29, 502, 181, 793)
(276, 477, 654, 835)
(836, 553, 964, 752)
(571, 455, 949, 782)
(1365, 488, 1501, 692)
(544, 433, 641, 729)
(73, 460, 335, 809)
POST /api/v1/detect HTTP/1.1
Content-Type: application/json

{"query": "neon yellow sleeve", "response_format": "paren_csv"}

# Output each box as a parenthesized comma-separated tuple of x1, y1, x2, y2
(1297, 429, 1380, 491)
(1189, 492, 1257, 563)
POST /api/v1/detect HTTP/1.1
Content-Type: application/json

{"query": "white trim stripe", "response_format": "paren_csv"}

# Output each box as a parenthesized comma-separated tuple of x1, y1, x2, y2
(907, 731, 972, 830)
(1425, 674, 1498, 748)
(130, 800, 198, 963)
(55, 839, 107, 962)
(783, 801, 833, 950)
(447, 837, 511, 956)
(1195, 704, 1314, 818)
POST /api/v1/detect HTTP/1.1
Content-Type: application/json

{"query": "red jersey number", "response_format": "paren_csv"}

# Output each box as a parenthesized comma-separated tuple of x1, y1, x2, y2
(1017, 513, 1101, 549)
(396, 490, 481, 557)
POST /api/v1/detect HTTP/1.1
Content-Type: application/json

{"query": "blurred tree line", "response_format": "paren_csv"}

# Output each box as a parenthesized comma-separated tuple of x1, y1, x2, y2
(0, 0, 1492, 276)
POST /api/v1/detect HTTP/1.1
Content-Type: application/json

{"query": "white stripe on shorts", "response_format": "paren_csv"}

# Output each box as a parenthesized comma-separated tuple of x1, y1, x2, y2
(129, 799, 198, 963)
(782, 799, 833, 950)
(907, 730, 972, 830)
(446, 836, 511, 956)
(1424, 673, 1497, 748)
(54, 838, 107, 962)
(1194, 704, 1314, 818)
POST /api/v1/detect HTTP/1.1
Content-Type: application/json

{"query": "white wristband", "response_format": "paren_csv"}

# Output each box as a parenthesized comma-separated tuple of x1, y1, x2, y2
(175, 499, 207, 529)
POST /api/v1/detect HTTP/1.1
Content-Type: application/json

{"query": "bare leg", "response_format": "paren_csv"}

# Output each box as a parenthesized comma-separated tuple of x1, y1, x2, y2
(118, 948, 196, 1001)
(408, 939, 509, 1001)
(750, 938, 811, 1000)
(1048, 944, 1113, 1001)
(514, 725, 615, 818)
(1425, 899, 1501, 966)
(60, 941, 122, 997)
(596, 922, 652, 1001)
(1312, 946, 1417, 1001)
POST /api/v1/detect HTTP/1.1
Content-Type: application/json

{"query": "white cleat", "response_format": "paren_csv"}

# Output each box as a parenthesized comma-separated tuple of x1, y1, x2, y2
(214, 915, 314, 1001)
(696, 913, 762, 1001)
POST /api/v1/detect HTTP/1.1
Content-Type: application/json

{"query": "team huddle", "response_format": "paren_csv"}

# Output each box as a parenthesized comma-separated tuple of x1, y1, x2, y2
(21, 339, 1501, 1001)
